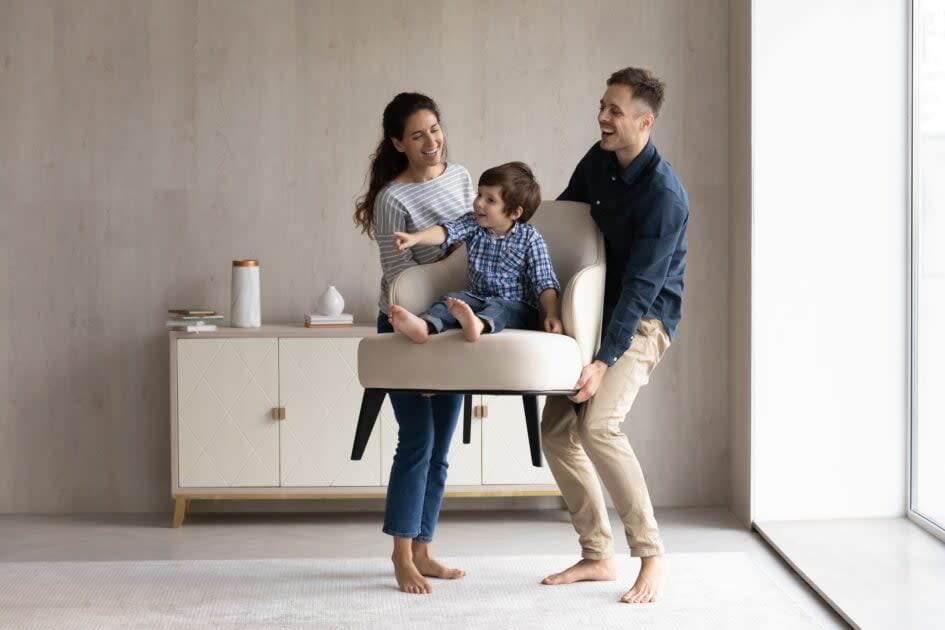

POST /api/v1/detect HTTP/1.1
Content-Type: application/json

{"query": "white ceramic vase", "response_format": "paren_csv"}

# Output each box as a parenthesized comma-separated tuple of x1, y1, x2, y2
(317, 284, 345, 316)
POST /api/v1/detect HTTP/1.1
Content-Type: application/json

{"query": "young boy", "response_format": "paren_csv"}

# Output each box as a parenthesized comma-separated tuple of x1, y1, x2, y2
(387, 161, 563, 343)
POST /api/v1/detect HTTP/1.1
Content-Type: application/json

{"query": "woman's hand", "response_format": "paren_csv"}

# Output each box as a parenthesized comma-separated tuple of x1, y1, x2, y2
(544, 316, 563, 334)
(393, 231, 418, 251)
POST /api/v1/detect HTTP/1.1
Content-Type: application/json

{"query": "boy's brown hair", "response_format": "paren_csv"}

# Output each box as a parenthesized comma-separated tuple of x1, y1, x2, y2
(478, 162, 542, 223)
(607, 67, 666, 116)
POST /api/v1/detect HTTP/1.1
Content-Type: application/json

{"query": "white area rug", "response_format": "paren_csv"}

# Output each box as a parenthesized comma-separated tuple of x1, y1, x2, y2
(0, 553, 818, 629)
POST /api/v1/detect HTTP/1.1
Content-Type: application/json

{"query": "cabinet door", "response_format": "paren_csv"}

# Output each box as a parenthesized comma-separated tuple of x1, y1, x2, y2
(177, 338, 280, 487)
(481, 395, 556, 485)
(381, 394, 482, 486)
(279, 338, 380, 487)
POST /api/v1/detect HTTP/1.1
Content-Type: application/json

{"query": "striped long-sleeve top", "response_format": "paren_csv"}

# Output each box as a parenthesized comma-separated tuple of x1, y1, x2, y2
(373, 163, 475, 312)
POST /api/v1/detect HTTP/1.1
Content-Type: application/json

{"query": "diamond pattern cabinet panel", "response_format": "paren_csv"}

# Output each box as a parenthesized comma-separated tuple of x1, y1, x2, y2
(481, 395, 556, 485)
(279, 338, 380, 487)
(177, 339, 280, 487)
(380, 395, 482, 486)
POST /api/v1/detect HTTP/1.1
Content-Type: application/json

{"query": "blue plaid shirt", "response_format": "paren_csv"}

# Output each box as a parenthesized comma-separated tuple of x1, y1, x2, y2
(441, 213, 560, 308)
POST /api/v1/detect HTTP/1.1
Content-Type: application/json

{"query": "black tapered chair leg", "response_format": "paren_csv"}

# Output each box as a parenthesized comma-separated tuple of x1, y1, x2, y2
(522, 394, 543, 467)
(463, 394, 472, 444)
(351, 388, 386, 460)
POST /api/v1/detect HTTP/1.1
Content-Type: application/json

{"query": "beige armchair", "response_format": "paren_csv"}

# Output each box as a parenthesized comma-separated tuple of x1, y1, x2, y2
(351, 201, 605, 466)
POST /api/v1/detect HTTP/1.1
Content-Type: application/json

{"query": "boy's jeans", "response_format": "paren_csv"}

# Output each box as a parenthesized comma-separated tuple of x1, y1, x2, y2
(377, 312, 462, 541)
(421, 291, 538, 334)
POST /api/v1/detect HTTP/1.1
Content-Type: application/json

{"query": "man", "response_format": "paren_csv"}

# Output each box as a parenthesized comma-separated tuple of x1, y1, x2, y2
(540, 67, 689, 604)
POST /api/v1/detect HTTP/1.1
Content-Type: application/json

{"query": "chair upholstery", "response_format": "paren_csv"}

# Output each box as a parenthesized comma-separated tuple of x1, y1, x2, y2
(362, 200, 605, 375)
(353, 201, 605, 466)
(357, 329, 583, 393)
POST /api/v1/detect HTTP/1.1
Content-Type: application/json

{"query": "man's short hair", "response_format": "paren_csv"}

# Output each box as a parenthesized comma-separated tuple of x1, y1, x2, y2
(607, 67, 666, 116)
(478, 162, 542, 223)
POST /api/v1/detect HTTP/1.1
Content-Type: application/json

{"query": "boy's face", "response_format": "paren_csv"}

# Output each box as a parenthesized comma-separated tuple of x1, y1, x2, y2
(598, 84, 654, 154)
(474, 185, 522, 232)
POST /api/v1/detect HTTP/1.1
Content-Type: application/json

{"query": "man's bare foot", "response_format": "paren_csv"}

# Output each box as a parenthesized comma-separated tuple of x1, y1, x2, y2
(445, 297, 484, 342)
(392, 553, 433, 594)
(540, 558, 618, 585)
(620, 555, 665, 604)
(389, 305, 429, 343)
(413, 554, 466, 580)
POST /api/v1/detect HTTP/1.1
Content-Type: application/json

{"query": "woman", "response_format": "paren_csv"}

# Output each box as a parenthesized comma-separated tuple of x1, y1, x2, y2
(354, 92, 474, 595)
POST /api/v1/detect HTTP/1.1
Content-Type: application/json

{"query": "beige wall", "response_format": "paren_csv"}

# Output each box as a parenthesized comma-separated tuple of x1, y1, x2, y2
(0, 0, 731, 513)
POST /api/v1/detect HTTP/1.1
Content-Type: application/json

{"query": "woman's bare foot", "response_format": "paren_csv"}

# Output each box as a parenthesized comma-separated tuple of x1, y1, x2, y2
(392, 552, 433, 595)
(412, 542, 466, 580)
(540, 557, 618, 585)
(388, 305, 429, 343)
(445, 297, 484, 342)
(619, 555, 665, 604)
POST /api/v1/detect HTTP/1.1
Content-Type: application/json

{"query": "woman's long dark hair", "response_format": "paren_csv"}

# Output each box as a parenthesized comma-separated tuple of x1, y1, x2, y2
(354, 92, 443, 238)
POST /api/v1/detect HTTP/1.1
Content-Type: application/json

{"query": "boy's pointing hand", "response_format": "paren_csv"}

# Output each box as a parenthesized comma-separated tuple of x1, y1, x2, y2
(393, 231, 415, 251)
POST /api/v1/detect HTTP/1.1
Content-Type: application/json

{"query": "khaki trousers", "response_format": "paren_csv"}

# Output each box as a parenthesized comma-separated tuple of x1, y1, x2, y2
(541, 318, 670, 559)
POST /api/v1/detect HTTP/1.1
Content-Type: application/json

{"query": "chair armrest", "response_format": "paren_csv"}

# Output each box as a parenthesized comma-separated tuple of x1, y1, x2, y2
(561, 262, 606, 366)
(388, 245, 468, 314)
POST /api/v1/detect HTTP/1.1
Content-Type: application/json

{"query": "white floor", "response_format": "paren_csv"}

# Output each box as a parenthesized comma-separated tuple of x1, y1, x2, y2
(0, 506, 846, 628)
(757, 518, 945, 630)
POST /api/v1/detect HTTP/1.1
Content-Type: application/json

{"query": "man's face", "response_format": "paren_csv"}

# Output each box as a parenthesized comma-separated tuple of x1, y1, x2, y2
(598, 84, 654, 153)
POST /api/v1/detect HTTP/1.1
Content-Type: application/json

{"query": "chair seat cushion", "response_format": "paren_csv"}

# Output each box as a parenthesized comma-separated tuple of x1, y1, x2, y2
(358, 330, 583, 393)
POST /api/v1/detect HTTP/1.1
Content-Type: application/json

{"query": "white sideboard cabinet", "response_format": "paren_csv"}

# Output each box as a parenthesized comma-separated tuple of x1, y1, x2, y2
(170, 325, 559, 526)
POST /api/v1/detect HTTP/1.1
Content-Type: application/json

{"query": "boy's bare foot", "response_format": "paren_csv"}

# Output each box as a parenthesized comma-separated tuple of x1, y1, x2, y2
(412, 551, 466, 580)
(619, 555, 665, 604)
(540, 557, 618, 585)
(445, 297, 484, 342)
(392, 553, 433, 594)
(388, 305, 429, 343)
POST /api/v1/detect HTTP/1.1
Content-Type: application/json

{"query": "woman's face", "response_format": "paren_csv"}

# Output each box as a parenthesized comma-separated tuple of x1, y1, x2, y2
(391, 109, 444, 169)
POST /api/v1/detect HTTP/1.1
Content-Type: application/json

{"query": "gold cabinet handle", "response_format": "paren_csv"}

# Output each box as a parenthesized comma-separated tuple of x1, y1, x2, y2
(482, 404, 488, 419)
(271, 407, 286, 420)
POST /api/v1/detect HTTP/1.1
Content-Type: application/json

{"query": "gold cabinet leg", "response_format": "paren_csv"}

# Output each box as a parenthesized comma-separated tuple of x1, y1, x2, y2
(172, 497, 188, 528)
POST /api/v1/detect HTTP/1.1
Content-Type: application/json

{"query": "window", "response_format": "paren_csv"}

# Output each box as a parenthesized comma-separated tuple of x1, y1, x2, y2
(911, 0, 945, 536)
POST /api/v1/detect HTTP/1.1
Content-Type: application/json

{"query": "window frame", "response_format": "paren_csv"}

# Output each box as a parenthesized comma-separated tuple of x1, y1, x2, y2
(908, 0, 945, 543)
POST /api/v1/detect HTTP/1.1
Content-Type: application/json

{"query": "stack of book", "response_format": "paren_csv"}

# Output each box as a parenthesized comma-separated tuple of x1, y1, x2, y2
(304, 313, 353, 328)
(167, 308, 223, 332)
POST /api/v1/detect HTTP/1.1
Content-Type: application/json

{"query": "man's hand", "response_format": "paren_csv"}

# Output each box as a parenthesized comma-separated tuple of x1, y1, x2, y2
(544, 316, 563, 334)
(393, 231, 418, 251)
(568, 360, 608, 403)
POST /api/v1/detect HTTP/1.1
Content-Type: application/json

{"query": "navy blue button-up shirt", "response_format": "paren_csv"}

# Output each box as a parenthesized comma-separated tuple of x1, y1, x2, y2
(559, 140, 689, 366)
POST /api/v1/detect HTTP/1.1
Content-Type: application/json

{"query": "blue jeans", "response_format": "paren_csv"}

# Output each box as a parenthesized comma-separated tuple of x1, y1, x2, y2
(421, 291, 538, 334)
(377, 311, 462, 542)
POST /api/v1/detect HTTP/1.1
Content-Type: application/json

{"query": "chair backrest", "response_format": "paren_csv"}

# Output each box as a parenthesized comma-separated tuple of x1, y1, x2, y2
(528, 200, 603, 290)
(389, 200, 602, 314)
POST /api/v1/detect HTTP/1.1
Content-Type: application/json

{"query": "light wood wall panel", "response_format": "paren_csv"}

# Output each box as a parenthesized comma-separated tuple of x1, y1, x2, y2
(0, 0, 731, 512)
